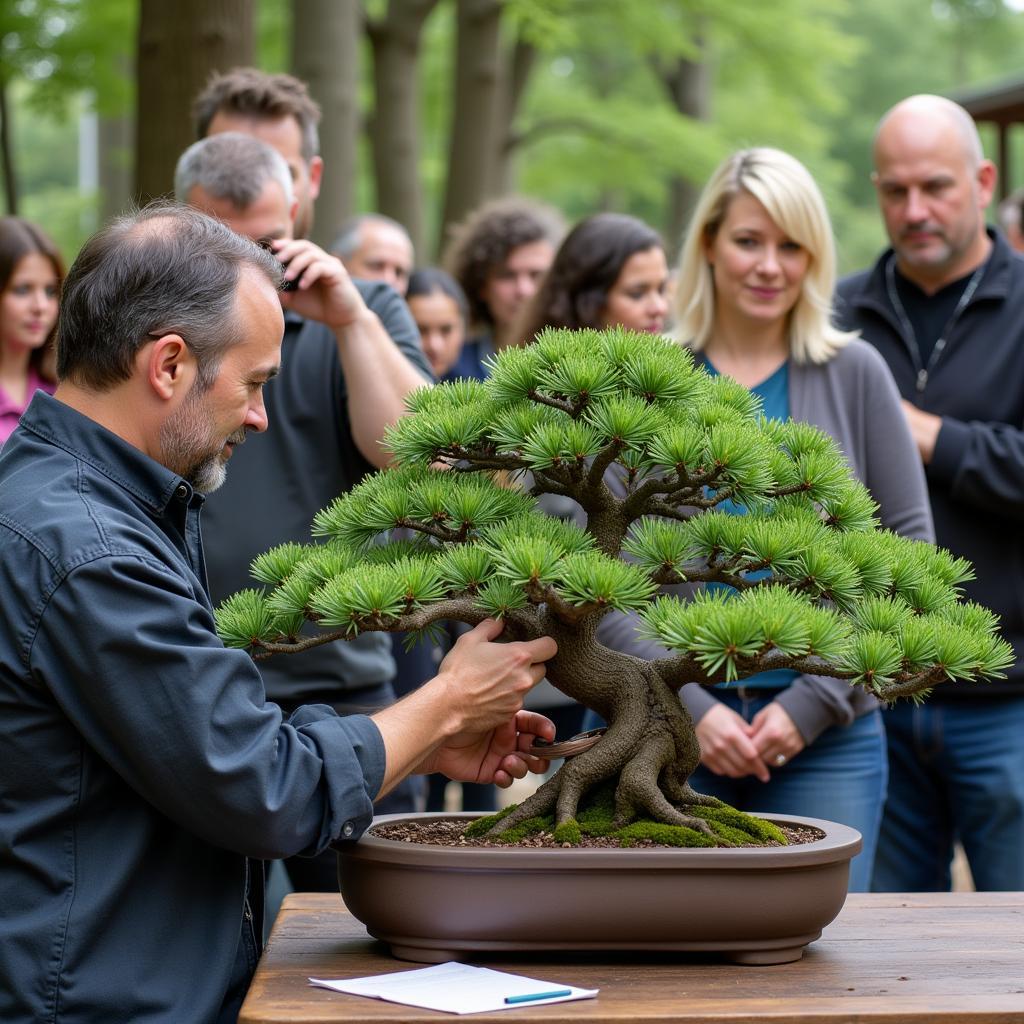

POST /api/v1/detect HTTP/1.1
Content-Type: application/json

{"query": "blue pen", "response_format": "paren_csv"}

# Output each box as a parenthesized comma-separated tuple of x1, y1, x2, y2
(504, 988, 573, 1004)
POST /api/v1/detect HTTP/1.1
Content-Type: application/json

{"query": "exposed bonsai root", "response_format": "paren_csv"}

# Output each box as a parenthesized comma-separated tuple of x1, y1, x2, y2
(487, 735, 623, 836)
(614, 735, 721, 839)
(661, 768, 726, 809)
(467, 779, 787, 848)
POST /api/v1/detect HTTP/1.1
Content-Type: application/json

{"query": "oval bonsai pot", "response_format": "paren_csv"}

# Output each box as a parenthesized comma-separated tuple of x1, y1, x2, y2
(335, 812, 861, 965)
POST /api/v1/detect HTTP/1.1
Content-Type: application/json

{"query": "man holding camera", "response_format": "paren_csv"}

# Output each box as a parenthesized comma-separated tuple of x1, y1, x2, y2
(174, 133, 431, 889)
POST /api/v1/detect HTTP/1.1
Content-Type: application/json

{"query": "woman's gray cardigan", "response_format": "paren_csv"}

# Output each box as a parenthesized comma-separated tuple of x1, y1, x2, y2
(598, 338, 935, 744)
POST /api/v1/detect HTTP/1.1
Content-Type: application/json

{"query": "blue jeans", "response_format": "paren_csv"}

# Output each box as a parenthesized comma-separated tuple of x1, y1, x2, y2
(583, 694, 885, 891)
(872, 699, 1024, 892)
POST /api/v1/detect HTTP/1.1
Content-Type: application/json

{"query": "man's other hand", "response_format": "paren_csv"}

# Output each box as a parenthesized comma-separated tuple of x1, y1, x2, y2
(434, 619, 557, 738)
(271, 238, 366, 329)
(419, 710, 556, 787)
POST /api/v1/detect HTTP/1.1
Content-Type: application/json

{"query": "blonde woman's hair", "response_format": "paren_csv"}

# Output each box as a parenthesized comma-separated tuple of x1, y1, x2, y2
(672, 147, 856, 364)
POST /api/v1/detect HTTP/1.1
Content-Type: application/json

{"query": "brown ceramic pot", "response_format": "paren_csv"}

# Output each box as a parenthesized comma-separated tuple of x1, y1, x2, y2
(336, 812, 861, 965)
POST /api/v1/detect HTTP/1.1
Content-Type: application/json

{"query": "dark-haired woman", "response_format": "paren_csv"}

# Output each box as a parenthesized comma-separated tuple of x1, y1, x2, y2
(0, 217, 63, 446)
(405, 268, 469, 381)
(513, 212, 669, 344)
(443, 197, 565, 377)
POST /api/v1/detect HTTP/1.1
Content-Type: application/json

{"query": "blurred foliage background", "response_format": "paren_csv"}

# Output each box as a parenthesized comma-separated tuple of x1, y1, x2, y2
(4, 0, 1024, 269)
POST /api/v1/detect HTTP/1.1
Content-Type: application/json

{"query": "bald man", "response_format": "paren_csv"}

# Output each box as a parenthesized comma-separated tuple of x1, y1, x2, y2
(836, 95, 1024, 893)
(332, 214, 415, 297)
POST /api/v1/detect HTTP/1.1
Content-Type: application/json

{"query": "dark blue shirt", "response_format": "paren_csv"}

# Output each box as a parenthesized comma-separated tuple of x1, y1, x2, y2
(0, 393, 385, 1023)
(442, 334, 493, 382)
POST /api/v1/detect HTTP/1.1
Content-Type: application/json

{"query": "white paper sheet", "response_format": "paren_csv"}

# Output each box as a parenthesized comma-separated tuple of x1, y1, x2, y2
(309, 961, 599, 1014)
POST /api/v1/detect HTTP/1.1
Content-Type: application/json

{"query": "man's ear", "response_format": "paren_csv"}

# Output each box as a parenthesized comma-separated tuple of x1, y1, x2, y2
(308, 156, 324, 201)
(977, 159, 997, 210)
(144, 334, 197, 401)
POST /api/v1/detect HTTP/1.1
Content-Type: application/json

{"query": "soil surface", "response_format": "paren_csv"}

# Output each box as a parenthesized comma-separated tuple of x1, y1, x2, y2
(372, 817, 826, 849)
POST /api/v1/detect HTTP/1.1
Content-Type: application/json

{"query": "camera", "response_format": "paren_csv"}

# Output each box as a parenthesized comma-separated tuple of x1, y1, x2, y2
(256, 237, 299, 292)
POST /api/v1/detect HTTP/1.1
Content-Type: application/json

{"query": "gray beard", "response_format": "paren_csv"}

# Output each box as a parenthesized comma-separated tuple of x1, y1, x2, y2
(159, 389, 243, 494)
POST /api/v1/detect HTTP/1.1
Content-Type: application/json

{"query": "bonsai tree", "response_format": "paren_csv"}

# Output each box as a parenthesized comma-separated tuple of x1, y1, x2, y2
(217, 327, 1011, 844)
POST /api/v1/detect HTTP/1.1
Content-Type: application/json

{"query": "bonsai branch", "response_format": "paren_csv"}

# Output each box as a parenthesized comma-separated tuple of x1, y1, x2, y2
(252, 597, 546, 660)
(525, 580, 604, 626)
(526, 389, 577, 415)
(872, 667, 948, 702)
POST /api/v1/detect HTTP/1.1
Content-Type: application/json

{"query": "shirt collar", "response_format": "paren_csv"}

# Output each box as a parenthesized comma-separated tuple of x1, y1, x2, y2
(17, 391, 200, 515)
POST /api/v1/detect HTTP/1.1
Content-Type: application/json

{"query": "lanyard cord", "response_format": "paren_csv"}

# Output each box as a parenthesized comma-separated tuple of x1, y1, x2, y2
(884, 255, 985, 395)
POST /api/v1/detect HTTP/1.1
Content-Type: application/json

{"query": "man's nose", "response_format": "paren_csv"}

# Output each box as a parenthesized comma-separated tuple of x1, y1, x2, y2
(246, 394, 269, 434)
(905, 187, 929, 223)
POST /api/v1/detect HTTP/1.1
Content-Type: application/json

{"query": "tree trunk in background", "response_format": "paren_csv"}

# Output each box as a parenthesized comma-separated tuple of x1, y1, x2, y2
(98, 113, 134, 223)
(134, 0, 254, 203)
(490, 34, 536, 198)
(291, 0, 359, 249)
(438, 0, 503, 254)
(366, 0, 439, 260)
(660, 48, 710, 259)
(0, 79, 17, 214)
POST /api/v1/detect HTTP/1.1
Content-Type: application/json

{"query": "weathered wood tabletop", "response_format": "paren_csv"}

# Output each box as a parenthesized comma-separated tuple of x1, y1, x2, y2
(238, 892, 1024, 1023)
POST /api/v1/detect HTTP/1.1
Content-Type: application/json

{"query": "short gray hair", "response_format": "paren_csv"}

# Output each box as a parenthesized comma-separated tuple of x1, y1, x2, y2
(174, 132, 295, 208)
(331, 213, 412, 259)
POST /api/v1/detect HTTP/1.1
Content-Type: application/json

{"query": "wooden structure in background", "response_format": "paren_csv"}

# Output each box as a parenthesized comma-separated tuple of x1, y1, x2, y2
(954, 75, 1024, 198)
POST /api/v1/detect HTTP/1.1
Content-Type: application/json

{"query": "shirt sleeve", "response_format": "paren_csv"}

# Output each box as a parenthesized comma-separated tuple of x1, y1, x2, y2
(32, 552, 386, 860)
(930, 415, 1024, 519)
(773, 674, 876, 744)
(358, 280, 433, 381)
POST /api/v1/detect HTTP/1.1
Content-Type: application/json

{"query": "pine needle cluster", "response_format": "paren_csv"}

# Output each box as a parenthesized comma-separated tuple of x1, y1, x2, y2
(216, 326, 1012, 700)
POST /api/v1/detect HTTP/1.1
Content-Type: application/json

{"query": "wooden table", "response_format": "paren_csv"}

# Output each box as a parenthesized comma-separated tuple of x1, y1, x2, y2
(238, 892, 1024, 1022)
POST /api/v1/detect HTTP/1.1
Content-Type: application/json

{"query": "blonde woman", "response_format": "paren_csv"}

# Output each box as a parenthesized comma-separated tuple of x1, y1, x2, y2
(611, 149, 933, 890)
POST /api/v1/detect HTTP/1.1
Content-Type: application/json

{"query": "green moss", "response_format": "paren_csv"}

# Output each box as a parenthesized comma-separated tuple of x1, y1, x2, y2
(691, 805, 788, 845)
(553, 820, 582, 845)
(462, 785, 788, 849)
(462, 803, 516, 837)
(614, 821, 717, 848)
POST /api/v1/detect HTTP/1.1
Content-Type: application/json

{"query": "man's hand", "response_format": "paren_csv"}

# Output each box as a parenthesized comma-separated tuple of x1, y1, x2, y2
(369, 619, 557, 801)
(419, 710, 555, 787)
(433, 619, 557, 738)
(271, 238, 367, 330)
(900, 399, 942, 464)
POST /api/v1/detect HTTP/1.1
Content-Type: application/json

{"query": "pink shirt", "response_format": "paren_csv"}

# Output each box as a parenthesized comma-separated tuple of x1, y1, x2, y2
(0, 367, 55, 446)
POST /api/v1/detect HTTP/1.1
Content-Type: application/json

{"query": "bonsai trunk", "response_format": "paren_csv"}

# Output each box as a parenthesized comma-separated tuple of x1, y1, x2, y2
(487, 613, 719, 838)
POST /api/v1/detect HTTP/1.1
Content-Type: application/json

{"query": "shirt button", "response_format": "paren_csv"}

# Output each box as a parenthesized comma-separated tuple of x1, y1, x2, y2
(175, 484, 188, 500)
(342, 821, 355, 838)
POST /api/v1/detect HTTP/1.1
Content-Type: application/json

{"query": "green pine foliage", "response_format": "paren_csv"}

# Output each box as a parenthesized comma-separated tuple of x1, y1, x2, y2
(215, 326, 1013, 702)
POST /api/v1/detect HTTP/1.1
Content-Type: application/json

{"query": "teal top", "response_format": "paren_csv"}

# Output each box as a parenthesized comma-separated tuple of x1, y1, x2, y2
(704, 358, 798, 690)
